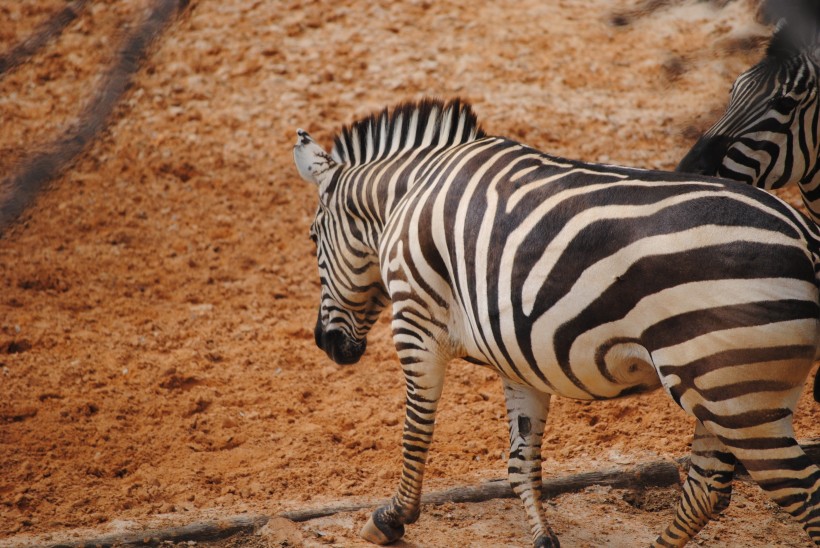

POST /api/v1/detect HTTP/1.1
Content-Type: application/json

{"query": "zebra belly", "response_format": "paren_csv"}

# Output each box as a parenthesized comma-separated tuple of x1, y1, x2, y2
(468, 326, 662, 401)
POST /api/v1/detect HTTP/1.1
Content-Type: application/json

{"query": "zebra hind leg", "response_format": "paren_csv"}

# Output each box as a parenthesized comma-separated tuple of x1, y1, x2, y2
(502, 379, 559, 547)
(652, 421, 736, 547)
(727, 424, 820, 545)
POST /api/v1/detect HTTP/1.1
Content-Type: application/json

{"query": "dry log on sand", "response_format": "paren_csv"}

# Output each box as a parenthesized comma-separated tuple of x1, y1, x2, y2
(34, 440, 820, 546)
(47, 515, 269, 548)
(49, 459, 680, 547)
(282, 459, 681, 522)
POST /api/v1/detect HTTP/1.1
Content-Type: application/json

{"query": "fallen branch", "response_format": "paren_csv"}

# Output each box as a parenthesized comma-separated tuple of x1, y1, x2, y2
(281, 459, 681, 522)
(21, 459, 681, 546)
(21, 442, 820, 547)
(279, 439, 820, 522)
(48, 514, 269, 548)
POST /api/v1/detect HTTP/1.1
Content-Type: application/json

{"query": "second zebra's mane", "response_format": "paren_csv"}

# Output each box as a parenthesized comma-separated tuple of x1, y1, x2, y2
(330, 98, 486, 166)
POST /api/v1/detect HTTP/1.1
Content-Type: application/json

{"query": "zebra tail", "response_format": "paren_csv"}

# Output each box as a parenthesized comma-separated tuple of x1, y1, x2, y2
(814, 366, 820, 403)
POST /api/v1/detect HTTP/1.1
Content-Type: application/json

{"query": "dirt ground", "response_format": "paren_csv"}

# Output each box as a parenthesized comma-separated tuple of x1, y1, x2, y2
(1, 0, 819, 546)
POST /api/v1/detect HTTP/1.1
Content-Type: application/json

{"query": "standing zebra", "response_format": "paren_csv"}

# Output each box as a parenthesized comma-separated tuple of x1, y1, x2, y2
(677, 18, 820, 222)
(293, 98, 820, 547)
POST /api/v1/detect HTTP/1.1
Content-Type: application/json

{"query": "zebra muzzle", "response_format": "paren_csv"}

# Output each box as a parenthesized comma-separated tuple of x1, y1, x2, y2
(676, 134, 733, 176)
(315, 325, 367, 365)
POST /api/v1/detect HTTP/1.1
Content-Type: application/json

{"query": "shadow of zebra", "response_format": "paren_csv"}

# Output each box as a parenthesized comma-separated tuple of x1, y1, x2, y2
(0, 0, 189, 233)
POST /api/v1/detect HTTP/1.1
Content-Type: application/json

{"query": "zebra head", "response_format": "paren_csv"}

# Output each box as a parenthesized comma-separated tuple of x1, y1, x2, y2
(293, 129, 387, 365)
(677, 20, 820, 188)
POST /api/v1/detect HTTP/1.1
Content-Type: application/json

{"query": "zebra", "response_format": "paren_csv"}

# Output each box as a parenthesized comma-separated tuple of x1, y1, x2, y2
(676, 17, 820, 223)
(293, 98, 820, 547)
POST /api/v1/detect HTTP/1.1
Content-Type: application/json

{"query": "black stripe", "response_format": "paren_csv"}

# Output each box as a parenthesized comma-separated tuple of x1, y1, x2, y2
(691, 404, 792, 430)
(717, 436, 798, 450)
(658, 345, 814, 394)
(697, 379, 796, 402)
(742, 456, 816, 472)
(643, 300, 818, 352)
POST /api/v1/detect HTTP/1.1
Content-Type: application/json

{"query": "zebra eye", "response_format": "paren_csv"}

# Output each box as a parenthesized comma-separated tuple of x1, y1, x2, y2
(769, 94, 796, 111)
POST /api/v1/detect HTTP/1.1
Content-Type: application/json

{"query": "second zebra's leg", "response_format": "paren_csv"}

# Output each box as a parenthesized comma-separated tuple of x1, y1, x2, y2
(502, 378, 558, 547)
(360, 352, 447, 545)
(653, 421, 736, 547)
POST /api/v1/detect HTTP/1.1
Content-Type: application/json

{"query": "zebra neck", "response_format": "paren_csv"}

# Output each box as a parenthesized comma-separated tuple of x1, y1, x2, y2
(343, 145, 448, 244)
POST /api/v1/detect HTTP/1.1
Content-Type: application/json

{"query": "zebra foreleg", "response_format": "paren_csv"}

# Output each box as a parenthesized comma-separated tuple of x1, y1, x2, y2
(653, 421, 736, 547)
(360, 356, 448, 545)
(502, 379, 559, 547)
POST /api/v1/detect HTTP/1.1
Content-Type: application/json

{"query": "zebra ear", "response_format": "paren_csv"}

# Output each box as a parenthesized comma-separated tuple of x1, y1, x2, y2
(293, 129, 338, 186)
(764, 19, 820, 66)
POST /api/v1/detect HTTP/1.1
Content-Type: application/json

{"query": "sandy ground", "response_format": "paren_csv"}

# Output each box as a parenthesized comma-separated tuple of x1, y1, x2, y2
(0, 0, 818, 546)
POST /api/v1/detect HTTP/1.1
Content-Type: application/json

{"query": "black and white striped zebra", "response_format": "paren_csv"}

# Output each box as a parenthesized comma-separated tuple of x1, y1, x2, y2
(293, 98, 820, 547)
(677, 18, 820, 222)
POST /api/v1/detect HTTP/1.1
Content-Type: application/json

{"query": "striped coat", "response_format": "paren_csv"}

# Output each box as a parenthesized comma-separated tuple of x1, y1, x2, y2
(294, 98, 820, 547)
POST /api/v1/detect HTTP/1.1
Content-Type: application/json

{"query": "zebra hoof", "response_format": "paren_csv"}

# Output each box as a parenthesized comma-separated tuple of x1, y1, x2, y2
(534, 528, 561, 547)
(360, 508, 405, 545)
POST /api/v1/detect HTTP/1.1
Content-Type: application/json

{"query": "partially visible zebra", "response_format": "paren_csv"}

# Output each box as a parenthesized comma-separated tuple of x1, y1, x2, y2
(677, 17, 820, 222)
(294, 98, 820, 547)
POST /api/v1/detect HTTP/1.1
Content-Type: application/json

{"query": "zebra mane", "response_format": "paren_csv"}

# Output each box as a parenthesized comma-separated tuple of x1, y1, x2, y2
(330, 98, 486, 166)
(763, 0, 820, 63)
(765, 21, 803, 61)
